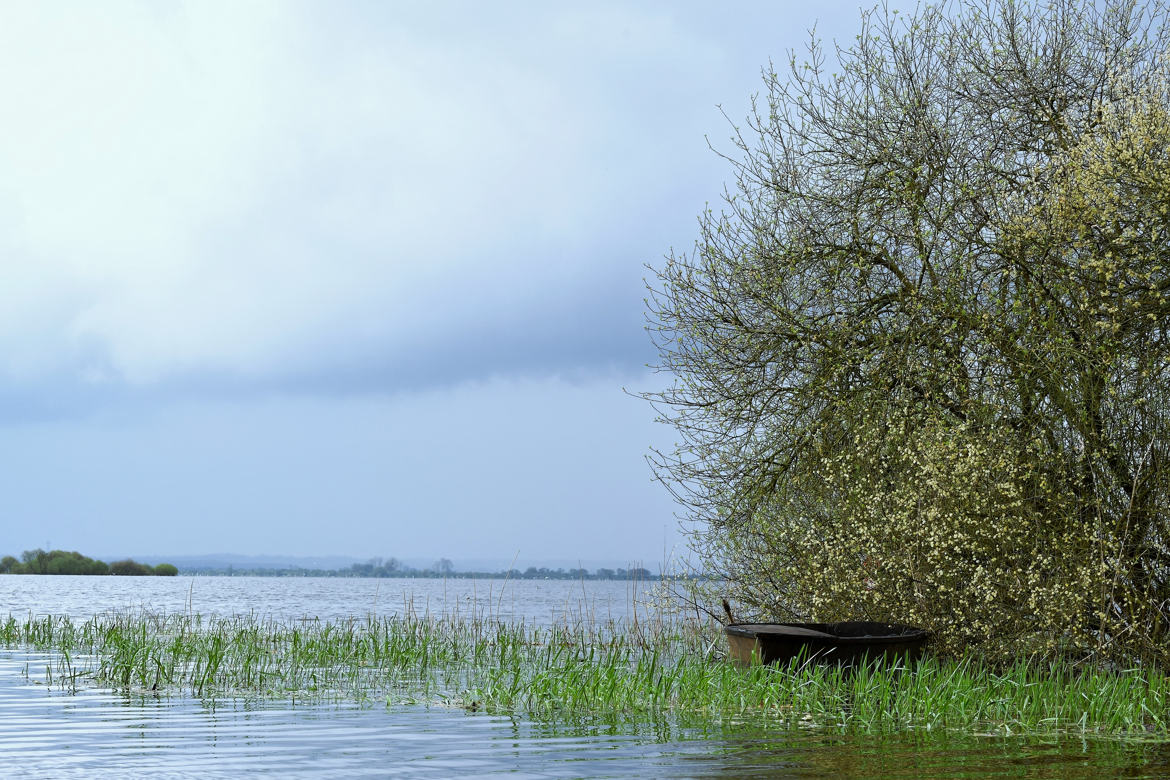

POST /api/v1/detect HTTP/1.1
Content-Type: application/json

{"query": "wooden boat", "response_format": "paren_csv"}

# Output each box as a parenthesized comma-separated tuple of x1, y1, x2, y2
(724, 621, 929, 667)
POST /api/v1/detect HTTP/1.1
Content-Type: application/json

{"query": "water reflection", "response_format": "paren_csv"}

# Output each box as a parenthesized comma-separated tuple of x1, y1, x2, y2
(672, 728, 1170, 779)
(3, 652, 1167, 779)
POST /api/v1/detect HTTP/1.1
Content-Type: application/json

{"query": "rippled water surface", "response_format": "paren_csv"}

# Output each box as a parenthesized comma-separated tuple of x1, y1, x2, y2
(0, 575, 653, 624)
(3, 650, 1167, 779)
(3, 577, 1169, 778)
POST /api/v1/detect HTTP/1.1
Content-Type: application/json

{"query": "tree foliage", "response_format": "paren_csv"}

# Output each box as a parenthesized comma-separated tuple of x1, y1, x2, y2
(109, 559, 155, 576)
(647, 0, 1170, 664)
(0, 550, 176, 576)
(6, 549, 110, 575)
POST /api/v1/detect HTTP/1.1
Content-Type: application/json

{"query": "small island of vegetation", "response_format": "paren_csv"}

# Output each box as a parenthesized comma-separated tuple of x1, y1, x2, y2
(0, 549, 177, 576)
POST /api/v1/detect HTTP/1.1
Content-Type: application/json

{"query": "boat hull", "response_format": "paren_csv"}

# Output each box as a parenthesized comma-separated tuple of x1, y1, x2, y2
(725, 621, 929, 667)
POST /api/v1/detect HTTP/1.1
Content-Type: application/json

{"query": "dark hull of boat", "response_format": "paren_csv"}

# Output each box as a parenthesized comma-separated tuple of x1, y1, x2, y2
(725, 621, 929, 667)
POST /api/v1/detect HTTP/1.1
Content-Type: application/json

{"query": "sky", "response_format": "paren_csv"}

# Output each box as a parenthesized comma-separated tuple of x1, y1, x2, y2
(0, 1, 862, 569)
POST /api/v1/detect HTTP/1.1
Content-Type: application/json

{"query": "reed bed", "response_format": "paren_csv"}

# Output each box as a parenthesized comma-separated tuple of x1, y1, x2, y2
(1, 610, 1167, 739)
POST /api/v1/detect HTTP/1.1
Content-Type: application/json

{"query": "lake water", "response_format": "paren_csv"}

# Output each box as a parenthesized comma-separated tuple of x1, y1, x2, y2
(2, 575, 1168, 778)
(0, 574, 657, 625)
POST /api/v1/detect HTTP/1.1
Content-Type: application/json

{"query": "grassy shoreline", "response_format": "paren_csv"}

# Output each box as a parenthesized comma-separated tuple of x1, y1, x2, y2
(1, 611, 1166, 739)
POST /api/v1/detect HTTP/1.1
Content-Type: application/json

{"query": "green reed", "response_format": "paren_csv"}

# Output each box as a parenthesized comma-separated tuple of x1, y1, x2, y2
(1, 610, 1167, 738)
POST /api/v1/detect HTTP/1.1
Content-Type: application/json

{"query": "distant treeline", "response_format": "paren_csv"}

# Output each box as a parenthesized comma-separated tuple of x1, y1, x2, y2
(180, 558, 660, 580)
(0, 549, 178, 576)
(0, 550, 664, 580)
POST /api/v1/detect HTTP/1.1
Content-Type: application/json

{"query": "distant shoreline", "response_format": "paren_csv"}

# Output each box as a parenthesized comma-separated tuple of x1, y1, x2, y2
(172, 565, 668, 581)
(2, 549, 694, 581)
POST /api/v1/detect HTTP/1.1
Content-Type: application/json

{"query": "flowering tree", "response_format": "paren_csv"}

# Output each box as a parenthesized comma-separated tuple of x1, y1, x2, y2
(647, 0, 1170, 664)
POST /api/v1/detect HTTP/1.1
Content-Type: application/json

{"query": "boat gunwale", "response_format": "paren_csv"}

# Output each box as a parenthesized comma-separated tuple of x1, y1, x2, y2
(724, 621, 930, 646)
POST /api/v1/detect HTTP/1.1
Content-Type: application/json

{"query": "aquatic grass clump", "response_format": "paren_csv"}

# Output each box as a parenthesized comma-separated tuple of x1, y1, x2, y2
(466, 642, 1170, 737)
(2, 611, 1168, 738)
